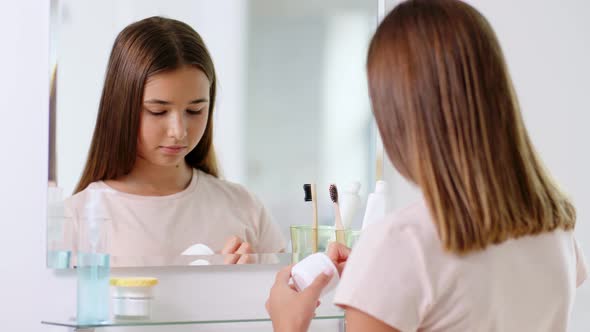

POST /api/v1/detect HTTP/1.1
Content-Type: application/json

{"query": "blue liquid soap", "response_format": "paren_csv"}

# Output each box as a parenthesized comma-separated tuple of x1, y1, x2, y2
(47, 250, 71, 269)
(77, 252, 110, 324)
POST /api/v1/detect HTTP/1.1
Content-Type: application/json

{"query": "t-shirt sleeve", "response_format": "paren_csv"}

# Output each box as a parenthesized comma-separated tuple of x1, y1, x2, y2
(333, 223, 433, 332)
(249, 194, 286, 253)
(574, 237, 588, 287)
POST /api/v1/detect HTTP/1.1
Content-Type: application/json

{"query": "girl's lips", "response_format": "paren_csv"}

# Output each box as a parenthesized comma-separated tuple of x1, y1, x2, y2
(160, 146, 187, 154)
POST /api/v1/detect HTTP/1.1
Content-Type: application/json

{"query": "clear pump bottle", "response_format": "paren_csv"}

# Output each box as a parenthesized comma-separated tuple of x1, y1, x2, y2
(47, 186, 71, 268)
(77, 189, 111, 324)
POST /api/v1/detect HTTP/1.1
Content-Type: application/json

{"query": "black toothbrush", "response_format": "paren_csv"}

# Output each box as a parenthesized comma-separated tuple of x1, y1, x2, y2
(303, 183, 319, 252)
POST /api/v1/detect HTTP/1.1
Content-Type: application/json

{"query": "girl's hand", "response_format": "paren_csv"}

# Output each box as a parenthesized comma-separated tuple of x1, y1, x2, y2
(222, 235, 255, 264)
(266, 264, 334, 332)
(326, 242, 351, 275)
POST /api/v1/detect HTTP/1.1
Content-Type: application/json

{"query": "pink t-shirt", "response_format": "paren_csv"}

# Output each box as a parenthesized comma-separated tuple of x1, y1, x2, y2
(334, 200, 588, 332)
(65, 169, 285, 266)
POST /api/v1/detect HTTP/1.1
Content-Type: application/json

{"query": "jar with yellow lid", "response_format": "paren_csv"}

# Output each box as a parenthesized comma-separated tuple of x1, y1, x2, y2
(110, 277, 158, 319)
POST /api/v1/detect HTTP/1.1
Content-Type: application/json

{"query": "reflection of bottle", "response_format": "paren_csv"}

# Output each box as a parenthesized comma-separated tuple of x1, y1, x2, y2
(47, 186, 70, 268)
(361, 181, 388, 230)
(340, 182, 361, 229)
(77, 189, 110, 324)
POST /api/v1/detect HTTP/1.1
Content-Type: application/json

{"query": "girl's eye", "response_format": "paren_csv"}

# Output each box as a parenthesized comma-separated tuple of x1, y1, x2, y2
(187, 109, 204, 115)
(147, 110, 166, 116)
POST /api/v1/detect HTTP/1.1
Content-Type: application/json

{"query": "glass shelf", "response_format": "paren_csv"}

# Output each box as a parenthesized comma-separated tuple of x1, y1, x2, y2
(42, 314, 344, 329)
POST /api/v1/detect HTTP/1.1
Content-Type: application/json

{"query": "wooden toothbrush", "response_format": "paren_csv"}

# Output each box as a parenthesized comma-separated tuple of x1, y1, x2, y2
(304, 183, 319, 252)
(329, 184, 346, 245)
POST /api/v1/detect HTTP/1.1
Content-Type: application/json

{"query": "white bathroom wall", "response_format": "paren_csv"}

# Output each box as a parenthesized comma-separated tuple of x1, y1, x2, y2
(382, 0, 590, 330)
(0, 1, 55, 330)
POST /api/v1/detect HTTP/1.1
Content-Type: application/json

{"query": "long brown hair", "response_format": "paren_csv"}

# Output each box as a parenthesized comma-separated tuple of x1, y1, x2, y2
(368, 0, 575, 254)
(75, 16, 219, 194)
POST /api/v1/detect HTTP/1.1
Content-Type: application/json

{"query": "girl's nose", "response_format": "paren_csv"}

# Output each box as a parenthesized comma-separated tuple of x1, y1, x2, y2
(167, 112, 187, 140)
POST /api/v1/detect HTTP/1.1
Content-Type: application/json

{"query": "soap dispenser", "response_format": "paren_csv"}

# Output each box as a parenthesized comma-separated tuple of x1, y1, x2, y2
(77, 189, 111, 324)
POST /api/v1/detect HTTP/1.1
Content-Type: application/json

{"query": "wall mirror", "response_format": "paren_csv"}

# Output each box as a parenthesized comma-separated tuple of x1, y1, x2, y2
(47, 0, 381, 268)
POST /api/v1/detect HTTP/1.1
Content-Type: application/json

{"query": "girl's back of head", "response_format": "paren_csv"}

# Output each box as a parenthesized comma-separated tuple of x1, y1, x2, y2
(75, 16, 218, 193)
(367, 0, 575, 254)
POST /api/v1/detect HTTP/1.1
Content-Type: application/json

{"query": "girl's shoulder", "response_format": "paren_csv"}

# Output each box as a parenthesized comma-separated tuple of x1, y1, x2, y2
(364, 199, 439, 244)
(353, 199, 446, 276)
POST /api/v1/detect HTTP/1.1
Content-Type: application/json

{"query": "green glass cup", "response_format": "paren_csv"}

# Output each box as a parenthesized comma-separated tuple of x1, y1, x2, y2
(289, 225, 362, 263)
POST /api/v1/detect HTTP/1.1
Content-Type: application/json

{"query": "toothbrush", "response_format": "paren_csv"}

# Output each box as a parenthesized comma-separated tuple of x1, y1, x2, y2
(303, 183, 319, 252)
(329, 184, 346, 245)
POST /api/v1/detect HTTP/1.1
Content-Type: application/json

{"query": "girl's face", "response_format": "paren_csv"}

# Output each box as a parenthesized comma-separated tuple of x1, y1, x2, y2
(138, 66, 210, 168)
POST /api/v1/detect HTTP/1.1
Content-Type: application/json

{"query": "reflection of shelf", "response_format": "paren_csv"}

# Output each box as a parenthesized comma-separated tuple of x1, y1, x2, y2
(48, 253, 293, 269)
(42, 315, 344, 329)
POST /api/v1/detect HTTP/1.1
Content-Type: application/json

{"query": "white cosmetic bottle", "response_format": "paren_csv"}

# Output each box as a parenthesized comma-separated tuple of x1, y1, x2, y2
(361, 180, 388, 230)
(339, 181, 361, 229)
(181, 243, 215, 266)
(291, 253, 339, 296)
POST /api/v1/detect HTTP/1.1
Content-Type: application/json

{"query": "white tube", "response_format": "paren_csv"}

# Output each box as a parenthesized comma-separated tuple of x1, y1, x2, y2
(361, 181, 388, 230)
